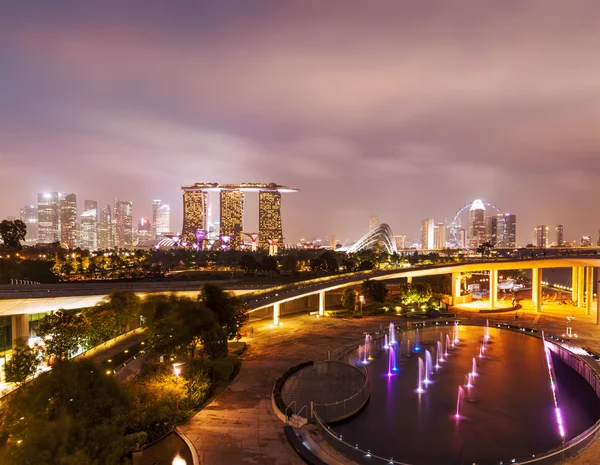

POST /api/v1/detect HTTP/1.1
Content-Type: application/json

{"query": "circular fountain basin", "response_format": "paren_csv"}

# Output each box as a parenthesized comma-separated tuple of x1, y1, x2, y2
(331, 325, 600, 465)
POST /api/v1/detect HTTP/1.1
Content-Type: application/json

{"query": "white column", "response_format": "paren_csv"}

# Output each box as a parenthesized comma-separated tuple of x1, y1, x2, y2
(273, 302, 280, 326)
(319, 291, 325, 316)
(572, 267, 579, 302)
(586, 267, 594, 316)
(11, 314, 30, 346)
(407, 276, 413, 284)
(451, 272, 461, 305)
(532, 268, 542, 313)
(489, 269, 498, 309)
(578, 266, 585, 307)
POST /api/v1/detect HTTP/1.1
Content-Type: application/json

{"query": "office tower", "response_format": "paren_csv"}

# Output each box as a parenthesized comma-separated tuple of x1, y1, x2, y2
(20, 205, 38, 244)
(259, 191, 283, 249)
(556, 225, 564, 247)
(152, 200, 171, 238)
(97, 205, 113, 249)
(434, 223, 446, 250)
(468, 199, 486, 249)
(59, 193, 77, 248)
(136, 218, 153, 243)
(181, 189, 209, 243)
(597, 230, 600, 247)
(79, 200, 98, 250)
(370, 213, 380, 231)
(458, 229, 466, 248)
(484, 216, 497, 245)
(580, 236, 592, 247)
(496, 213, 517, 248)
(394, 235, 406, 250)
(114, 200, 133, 248)
(37, 192, 60, 244)
(421, 218, 434, 250)
(534, 225, 549, 248)
(220, 190, 244, 248)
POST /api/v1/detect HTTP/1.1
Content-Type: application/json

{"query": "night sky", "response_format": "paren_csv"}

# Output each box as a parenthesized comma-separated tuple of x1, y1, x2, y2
(1, 1, 600, 244)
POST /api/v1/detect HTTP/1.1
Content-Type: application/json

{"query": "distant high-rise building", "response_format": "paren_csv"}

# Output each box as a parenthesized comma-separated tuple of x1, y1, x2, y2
(220, 190, 244, 248)
(458, 229, 466, 248)
(468, 199, 486, 249)
(37, 192, 60, 244)
(114, 201, 133, 248)
(369, 214, 380, 231)
(434, 223, 446, 250)
(581, 236, 592, 247)
(534, 225, 549, 248)
(20, 205, 38, 245)
(495, 213, 516, 247)
(97, 205, 113, 249)
(597, 230, 600, 247)
(136, 218, 153, 243)
(80, 200, 98, 250)
(421, 218, 434, 250)
(259, 191, 283, 249)
(152, 200, 171, 238)
(394, 235, 406, 250)
(181, 189, 209, 243)
(484, 216, 497, 245)
(59, 193, 77, 248)
(556, 225, 564, 247)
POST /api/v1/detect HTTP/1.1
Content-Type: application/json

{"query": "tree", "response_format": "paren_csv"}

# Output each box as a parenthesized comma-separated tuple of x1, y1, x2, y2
(261, 256, 278, 275)
(95, 291, 142, 334)
(3, 343, 40, 385)
(476, 241, 493, 257)
(199, 284, 248, 339)
(0, 219, 27, 248)
(239, 254, 259, 273)
(320, 251, 339, 274)
(36, 309, 89, 361)
(341, 288, 358, 312)
(281, 254, 299, 274)
(361, 279, 388, 304)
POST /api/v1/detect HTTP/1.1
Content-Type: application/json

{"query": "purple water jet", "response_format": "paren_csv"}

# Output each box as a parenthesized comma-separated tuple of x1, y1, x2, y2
(455, 385, 464, 419)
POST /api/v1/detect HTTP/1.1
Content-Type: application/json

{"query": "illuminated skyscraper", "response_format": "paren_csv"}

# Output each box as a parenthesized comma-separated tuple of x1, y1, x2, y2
(494, 213, 516, 247)
(152, 200, 171, 238)
(434, 223, 446, 250)
(20, 205, 38, 245)
(534, 225, 549, 248)
(97, 205, 113, 249)
(181, 189, 208, 243)
(394, 235, 406, 250)
(484, 216, 497, 245)
(421, 218, 434, 250)
(136, 218, 153, 243)
(80, 200, 97, 250)
(468, 199, 486, 249)
(555, 225, 564, 247)
(369, 213, 380, 231)
(220, 190, 244, 248)
(59, 193, 78, 248)
(37, 192, 60, 244)
(581, 236, 592, 247)
(259, 191, 282, 249)
(114, 200, 133, 248)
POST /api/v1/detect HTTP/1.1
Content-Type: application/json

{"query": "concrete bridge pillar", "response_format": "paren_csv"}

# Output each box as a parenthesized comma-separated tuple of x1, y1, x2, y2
(489, 269, 498, 309)
(407, 276, 413, 284)
(532, 268, 542, 313)
(596, 272, 600, 326)
(586, 267, 594, 316)
(572, 267, 579, 302)
(578, 266, 585, 307)
(11, 314, 29, 346)
(451, 272, 461, 306)
(319, 291, 325, 316)
(273, 303, 280, 326)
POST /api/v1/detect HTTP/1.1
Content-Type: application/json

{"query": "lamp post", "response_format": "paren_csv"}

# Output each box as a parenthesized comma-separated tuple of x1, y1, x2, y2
(172, 362, 183, 384)
(359, 295, 365, 315)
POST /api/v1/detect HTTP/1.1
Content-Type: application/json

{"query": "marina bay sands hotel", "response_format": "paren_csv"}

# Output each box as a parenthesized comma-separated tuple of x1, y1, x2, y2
(181, 182, 298, 249)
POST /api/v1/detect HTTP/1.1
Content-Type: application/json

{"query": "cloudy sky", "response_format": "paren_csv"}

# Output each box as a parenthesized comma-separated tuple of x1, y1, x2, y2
(1, 1, 600, 245)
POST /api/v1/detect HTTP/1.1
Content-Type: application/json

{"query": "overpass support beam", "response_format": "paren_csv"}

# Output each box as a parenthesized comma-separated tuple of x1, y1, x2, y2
(11, 314, 29, 346)
(451, 272, 461, 306)
(586, 267, 594, 316)
(578, 266, 585, 307)
(596, 271, 600, 325)
(489, 270, 498, 309)
(407, 276, 413, 284)
(319, 291, 325, 316)
(532, 268, 542, 313)
(572, 267, 579, 302)
(273, 303, 280, 326)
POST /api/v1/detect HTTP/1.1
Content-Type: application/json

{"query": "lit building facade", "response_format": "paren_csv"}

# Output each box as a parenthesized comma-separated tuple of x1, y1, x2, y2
(114, 201, 133, 248)
(97, 205, 113, 249)
(20, 205, 38, 245)
(369, 213, 380, 231)
(152, 200, 171, 238)
(556, 225, 564, 247)
(220, 190, 244, 248)
(497, 213, 517, 248)
(136, 218, 153, 243)
(394, 235, 406, 250)
(581, 236, 592, 247)
(259, 191, 283, 248)
(468, 199, 486, 249)
(484, 216, 497, 245)
(181, 189, 208, 243)
(534, 225, 549, 248)
(80, 200, 97, 250)
(421, 218, 434, 250)
(434, 223, 446, 250)
(37, 192, 60, 244)
(59, 193, 78, 248)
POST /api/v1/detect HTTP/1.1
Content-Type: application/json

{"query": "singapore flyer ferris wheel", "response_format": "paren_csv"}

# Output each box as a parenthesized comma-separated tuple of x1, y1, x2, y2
(449, 199, 505, 249)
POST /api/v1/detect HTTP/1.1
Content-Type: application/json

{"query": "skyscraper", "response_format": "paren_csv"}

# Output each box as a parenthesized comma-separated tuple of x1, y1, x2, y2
(421, 218, 434, 250)
(152, 200, 171, 238)
(394, 235, 406, 250)
(97, 205, 113, 249)
(581, 236, 592, 247)
(484, 216, 497, 245)
(114, 201, 133, 248)
(259, 191, 282, 248)
(80, 200, 97, 250)
(534, 225, 549, 248)
(136, 218, 153, 243)
(220, 190, 244, 248)
(495, 213, 516, 248)
(468, 199, 486, 249)
(181, 189, 208, 243)
(556, 225, 564, 247)
(369, 213, 380, 231)
(37, 192, 60, 244)
(20, 205, 38, 245)
(434, 223, 446, 250)
(59, 193, 77, 248)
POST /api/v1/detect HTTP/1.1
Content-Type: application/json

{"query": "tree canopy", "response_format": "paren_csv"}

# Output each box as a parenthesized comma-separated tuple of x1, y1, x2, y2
(0, 219, 26, 249)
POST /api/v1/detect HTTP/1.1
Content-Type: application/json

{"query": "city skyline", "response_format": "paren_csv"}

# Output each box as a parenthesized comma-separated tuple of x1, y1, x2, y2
(2, 2, 600, 244)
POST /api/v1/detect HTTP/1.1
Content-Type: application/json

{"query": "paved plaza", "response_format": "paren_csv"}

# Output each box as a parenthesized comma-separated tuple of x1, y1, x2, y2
(180, 300, 600, 465)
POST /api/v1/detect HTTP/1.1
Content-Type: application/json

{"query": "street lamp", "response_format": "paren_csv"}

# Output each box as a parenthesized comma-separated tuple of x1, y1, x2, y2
(172, 454, 186, 465)
(172, 362, 183, 384)
(359, 295, 365, 314)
